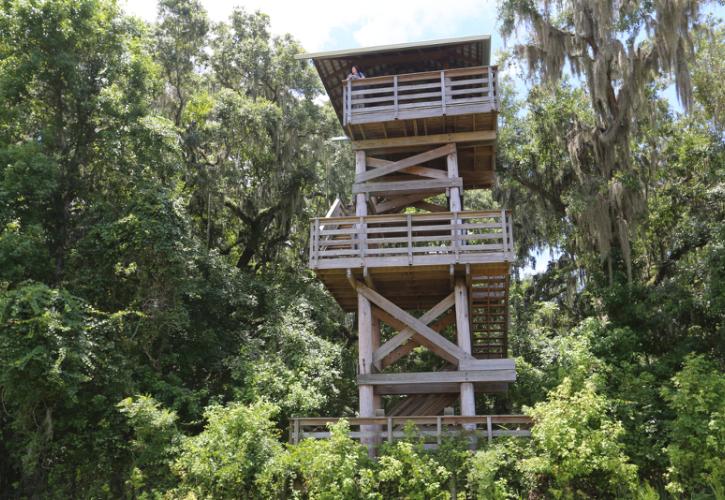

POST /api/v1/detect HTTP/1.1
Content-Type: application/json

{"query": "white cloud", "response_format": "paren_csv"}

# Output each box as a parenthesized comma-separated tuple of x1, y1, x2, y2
(121, 0, 495, 52)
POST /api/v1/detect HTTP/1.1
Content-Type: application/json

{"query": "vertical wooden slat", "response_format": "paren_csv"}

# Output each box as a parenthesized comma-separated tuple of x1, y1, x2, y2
(437, 416, 442, 446)
(313, 218, 320, 267)
(486, 415, 493, 442)
(407, 214, 413, 265)
(387, 417, 393, 442)
(501, 209, 508, 254)
(294, 418, 300, 444)
(393, 75, 399, 119)
(309, 220, 314, 267)
(440, 70, 446, 115)
(347, 79, 352, 124)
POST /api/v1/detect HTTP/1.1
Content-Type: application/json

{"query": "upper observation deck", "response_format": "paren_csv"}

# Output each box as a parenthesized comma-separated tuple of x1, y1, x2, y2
(297, 36, 499, 181)
(341, 65, 499, 127)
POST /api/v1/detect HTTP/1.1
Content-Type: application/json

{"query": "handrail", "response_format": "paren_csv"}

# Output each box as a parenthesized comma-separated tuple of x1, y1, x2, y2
(342, 65, 499, 126)
(289, 414, 532, 445)
(309, 210, 514, 270)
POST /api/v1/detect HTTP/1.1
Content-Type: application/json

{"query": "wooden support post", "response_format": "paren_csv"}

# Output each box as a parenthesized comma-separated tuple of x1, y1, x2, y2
(358, 291, 376, 455)
(447, 147, 463, 260)
(355, 150, 367, 216)
(447, 148, 461, 211)
(455, 277, 476, 431)
(355, 153, 376, 455)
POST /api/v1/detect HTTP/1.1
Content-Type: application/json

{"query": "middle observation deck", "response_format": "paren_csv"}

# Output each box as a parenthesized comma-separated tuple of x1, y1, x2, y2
(310, 210, 513, 311)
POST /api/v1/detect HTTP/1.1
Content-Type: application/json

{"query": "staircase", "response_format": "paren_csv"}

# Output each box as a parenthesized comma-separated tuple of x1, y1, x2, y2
(388, 393, 458, 416)
(469, 273, 509, 359)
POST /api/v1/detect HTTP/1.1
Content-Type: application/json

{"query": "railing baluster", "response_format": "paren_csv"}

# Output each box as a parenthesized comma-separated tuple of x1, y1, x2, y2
(500, 209, 508, 254)
(393, 75, 399, 119)
(440, 70, 446, 115)
(453, 211, 459, 262)
(314, 218, 320, 267)
(309, 220, 314, 267)
(407, 214, 413, 265)
(347, 79, 352, 124)
(358, 216, 365, 264)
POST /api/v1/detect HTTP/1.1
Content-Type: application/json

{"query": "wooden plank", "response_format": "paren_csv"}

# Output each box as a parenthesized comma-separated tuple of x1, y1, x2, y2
(358, 370, 517, 385)
(458, 358, 515, 371)
(366, 157, 448, 180)
(375, 192, 444, 213)
(356, 143, 455, 183)
(355, 282, 470, 365)
(412, 201, 448, 212)
(352, 130, 496, 151)
(352, 177, 462, 196)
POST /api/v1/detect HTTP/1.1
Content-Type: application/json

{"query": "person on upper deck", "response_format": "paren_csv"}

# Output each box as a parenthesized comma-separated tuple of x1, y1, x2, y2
(347, 65, 365, 80)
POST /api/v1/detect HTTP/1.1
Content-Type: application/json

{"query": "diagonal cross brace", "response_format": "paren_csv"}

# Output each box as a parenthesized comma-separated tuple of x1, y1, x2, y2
(372, 294, 455, 369)
(355, 143, 456, 183)
(355, 282, 472, 367)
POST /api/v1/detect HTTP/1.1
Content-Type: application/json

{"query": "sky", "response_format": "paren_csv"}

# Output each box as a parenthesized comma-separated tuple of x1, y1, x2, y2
(122, 0, 504, 55)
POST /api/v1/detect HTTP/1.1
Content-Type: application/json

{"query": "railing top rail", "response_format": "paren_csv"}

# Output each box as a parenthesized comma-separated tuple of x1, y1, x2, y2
(346, 65, 499, 87)
(291, 415, 532, 426)
(310, 210, 511, 224)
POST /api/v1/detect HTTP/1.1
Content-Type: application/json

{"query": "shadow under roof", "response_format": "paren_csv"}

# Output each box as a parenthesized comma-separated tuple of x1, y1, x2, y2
(296, 35, 492, 126)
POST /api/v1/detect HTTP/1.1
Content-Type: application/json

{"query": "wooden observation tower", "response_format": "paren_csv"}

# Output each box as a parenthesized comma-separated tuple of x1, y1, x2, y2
(296, 36, 522, 448)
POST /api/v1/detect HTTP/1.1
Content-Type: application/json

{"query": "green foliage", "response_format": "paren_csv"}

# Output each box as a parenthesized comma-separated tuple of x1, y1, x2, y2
(662, 355, 725, 496)
(467, 439, 533, 500)
(173, 401, 282, 497)
(523, 378, 639, 498)
(258, 420, 375, 499)
(118, 395, 180, 494)
(376, 433, 452, 500)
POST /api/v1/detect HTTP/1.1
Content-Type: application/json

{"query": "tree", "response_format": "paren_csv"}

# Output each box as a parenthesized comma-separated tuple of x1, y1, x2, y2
(499, 0, 707, 282)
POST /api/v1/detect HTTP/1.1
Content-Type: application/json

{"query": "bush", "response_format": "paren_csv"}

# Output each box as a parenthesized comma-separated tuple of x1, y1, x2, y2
(257, 420, 375, 499)
(521, 378, 638, 498)
(662, 354, 725, 496)
(172, 401, 282, 498)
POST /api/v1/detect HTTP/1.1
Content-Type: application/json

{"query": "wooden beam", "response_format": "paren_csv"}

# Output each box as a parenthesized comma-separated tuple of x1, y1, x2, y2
(375, 381, 510, 395)
(458, 358, 515, 371)
(352, 177, 462, 196)
(412, 201, 448, 212)
(367, 157, 448, 180)
(356, 144, 455, 183)
(355, 282, 470, 365)
(372, 293, 455, 368)
(352, 130, 496, 151)
(375, 192, 444, 213)
(358, 370, 517, 385)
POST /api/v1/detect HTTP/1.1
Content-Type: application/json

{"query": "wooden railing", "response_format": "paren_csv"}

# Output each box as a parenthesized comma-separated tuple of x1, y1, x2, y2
(309, 210, 514, 270)
(343, 65, 499, 126)
(289, 415, 532, 447)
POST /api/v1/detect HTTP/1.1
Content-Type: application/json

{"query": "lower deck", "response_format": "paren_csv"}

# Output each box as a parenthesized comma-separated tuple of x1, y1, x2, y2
(290, 415, 532, 449)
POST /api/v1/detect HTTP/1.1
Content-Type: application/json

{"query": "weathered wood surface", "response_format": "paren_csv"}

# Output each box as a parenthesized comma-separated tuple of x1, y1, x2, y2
(343, 66, 499, 126)
(357, 369, 516, 385)
(309, 210, 514, 270)
(354, 281, 471, 366)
